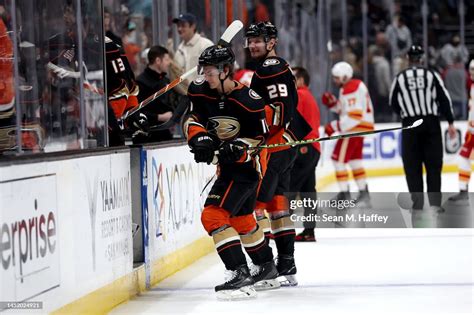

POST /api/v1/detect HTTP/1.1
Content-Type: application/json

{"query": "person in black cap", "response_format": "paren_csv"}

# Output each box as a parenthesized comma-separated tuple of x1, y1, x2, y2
(170, 12, 213, 93)
(389, 45, 456, 211)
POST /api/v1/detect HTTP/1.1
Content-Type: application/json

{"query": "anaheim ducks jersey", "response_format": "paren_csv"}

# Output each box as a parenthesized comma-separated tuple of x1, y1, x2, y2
(185, 77, 269, 179)
(331, 79, 375, 132)
(468, 82, 474, 133)
(105, 36, 139, 118)
(250, 56, 311, 151)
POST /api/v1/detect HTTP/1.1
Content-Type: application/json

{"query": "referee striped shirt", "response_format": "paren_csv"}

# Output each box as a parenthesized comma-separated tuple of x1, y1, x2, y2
(389, 66, 454, 123)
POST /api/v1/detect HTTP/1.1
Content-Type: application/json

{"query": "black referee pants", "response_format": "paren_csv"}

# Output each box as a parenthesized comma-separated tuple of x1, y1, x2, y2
(401, 115, 443, 209)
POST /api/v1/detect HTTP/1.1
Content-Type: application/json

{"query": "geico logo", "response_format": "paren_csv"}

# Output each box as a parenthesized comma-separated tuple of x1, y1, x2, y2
(362, 131, 402, 160)
(0, 211, 56, 270)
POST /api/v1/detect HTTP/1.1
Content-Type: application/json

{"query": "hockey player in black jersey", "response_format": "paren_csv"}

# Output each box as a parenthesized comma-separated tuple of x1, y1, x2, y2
(245, 21, 311, 286)
(184, 45, 279, 300)
(105, 36, 148, 145)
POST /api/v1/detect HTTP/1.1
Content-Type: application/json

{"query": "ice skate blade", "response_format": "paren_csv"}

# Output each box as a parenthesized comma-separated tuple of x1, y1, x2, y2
(278, 275, 298, 286)
(216, 285, 257, 301)
(448, 199, 470, 206)
(254, 278, 281, 291)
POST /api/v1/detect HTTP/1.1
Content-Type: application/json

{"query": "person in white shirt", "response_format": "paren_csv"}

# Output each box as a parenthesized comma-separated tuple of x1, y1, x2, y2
(171, 13, 213, 93)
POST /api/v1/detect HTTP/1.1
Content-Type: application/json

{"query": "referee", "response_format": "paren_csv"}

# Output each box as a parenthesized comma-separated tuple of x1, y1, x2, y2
(389, 45, 456, 211)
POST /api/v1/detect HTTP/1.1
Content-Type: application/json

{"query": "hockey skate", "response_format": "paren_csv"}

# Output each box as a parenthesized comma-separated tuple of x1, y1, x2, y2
(215, 265, 257, 300)
(333, 191, 351, 202)
(448, 191, 469, 206)
(355, 187, 371, 206)
(250, 261, 281, 291)
(276, 255, 298, 286)
(295, 229, 316, 242)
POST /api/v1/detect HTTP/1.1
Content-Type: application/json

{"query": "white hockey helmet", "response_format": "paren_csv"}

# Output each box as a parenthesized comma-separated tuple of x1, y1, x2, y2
(469, 59, 474, 80)
(331, 61, 353, 82)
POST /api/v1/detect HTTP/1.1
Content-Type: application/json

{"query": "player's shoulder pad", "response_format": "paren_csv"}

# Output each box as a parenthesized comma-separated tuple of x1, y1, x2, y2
(342, 79, 363, 95)
(228, 85, 265, 111)
(255, 57, 290, 78)
(188, 78, 215, 98)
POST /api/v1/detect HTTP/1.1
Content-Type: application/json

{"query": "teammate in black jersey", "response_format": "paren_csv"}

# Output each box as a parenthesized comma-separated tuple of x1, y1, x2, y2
(245, 21, 311, 286)
(184, 44, 279, 300)
(105, 36, 147, 145)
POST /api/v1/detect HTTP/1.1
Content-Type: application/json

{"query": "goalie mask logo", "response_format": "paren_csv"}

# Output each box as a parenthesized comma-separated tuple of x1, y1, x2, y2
(207, 116, 240, 140)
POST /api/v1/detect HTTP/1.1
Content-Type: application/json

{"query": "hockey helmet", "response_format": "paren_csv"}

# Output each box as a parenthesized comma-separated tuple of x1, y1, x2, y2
(469, 59, 474, 80)
(245, 21, 278, 41)
(198, 45, 235, 74)
(331, 62, 353, 81)
(407, 45, 424, 60)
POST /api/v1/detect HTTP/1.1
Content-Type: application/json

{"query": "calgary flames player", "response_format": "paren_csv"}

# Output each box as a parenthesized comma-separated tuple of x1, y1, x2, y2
(184, 44, 279, 300)
(449, 59, 474, 204)
(322, 61, 374, 202)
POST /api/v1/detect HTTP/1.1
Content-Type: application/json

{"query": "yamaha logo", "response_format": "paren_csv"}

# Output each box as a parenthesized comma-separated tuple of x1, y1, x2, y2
(207, 116, 240, 140)
(249, 89, 262, 100)
(263, 58, 280, 67)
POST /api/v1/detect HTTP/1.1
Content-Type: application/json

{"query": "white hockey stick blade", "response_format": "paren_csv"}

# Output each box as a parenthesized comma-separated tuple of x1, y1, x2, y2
(408, 118, 423, 129)
(216, 285, 257, 301)
(219, 20, 244, 45)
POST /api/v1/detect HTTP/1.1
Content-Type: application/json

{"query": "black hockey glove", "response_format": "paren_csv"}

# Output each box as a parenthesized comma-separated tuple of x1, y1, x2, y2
(218, 140, 246, 164)
(189, 133, 215, 164)
(127, 112, 150, 138)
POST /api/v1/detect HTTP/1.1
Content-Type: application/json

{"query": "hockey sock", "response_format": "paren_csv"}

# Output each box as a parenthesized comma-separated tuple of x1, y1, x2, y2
(212, 226, 247, 271)
(270, 213, 295, 257)
(334, 161, 349, 191)
(255, 208, 272, 239)
(458, 157, 471, 191)
(240, 224, 273, 265)
(349, 159, 367, 191)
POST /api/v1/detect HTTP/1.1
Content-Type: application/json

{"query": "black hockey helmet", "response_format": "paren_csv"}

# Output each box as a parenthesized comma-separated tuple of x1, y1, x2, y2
(245, 21, 278, 41)
(198, 44, 235, 74)
(407, 45, 424, 60)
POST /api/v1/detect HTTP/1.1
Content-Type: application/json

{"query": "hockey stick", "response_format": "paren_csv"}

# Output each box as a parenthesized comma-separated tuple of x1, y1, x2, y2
(249, 119, 424, 150)
(121, 20, 244, 121)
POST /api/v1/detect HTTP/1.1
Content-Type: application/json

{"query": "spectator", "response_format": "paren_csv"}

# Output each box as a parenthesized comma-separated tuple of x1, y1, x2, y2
(369, 45, 391, 120)
(136, 46, 174, 142)
(440, 35, 469, 68)
(442, 53, 468, 119)
(122, 20, 141, 73)
(103, 7, 122, 48)
(385, 14, 412, 75)
(170, 13, 213, 94)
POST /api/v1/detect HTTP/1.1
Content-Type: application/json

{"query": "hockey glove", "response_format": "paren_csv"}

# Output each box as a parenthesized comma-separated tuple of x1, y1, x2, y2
(324, 120, 339, 136)
(218, 140, 246, 164)
(189, 133, 215, 164)
(322, 92, 338, 108)
(128, 112, 150, 138)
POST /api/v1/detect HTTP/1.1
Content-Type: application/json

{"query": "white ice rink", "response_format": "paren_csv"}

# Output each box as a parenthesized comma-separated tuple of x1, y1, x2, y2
(111, 174, 474, 315)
